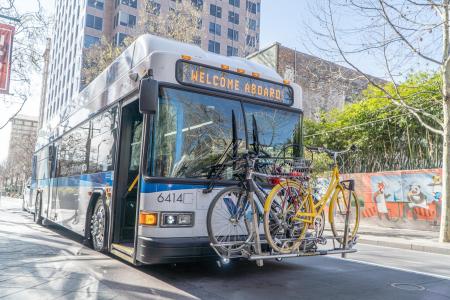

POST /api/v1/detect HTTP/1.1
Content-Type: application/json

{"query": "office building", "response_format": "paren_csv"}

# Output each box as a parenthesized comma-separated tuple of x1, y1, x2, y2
(4, 115, 38, 194)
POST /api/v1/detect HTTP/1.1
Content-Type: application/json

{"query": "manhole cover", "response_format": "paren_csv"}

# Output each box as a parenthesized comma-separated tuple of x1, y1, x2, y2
(391, 283, 425, 291)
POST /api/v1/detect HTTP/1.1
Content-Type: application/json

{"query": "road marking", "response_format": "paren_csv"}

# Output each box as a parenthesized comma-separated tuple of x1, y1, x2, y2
(327, 254, 450, 281)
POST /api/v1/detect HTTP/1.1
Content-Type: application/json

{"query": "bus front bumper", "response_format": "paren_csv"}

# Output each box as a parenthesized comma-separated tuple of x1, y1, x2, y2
(136, 236, 216, 264)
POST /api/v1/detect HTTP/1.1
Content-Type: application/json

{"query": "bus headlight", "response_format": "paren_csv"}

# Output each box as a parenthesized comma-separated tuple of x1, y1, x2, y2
(161, 212, 194, 227)
(178, 214, 192, 225)
(165, 215, 176, 225)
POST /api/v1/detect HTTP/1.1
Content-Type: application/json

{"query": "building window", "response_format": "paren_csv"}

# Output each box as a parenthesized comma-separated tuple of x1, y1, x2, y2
(121, 0, 137, 8)
(86, 14, 103, 30)
(210, 4, 222, 18)
(227, 28, 238, 41)
(115, 32, 128, 46)
(227, 46, 238, 56)
(246, 35, 256, 47)
(148, 1, 161, 15)
(191, 0, 203, 9)
(84, 35, 100, 48)
(208, 40, 220, 54)
(247, 18, 257, 30)
(229, 0, 240, 7)
(87, 0, 104, 10)
(193, 36, 201, 46)
(209, 22, 221, 36)
(246, 0, 257, 14)
(119, 12, 136, 28)
(228, 11, 239, 24)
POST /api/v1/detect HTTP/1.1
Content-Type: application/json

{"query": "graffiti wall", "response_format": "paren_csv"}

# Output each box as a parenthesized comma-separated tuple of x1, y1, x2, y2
(344, 169, 442, 230)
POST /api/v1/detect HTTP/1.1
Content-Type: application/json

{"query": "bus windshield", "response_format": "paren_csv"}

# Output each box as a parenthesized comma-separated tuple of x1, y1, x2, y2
(151, 88, 302, 179)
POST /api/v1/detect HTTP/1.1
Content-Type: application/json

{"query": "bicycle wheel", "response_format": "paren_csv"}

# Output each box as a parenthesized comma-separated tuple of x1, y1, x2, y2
(263, 180, 310, 254)
(207, 186, 253, 256)
(329, 185, 360, 246)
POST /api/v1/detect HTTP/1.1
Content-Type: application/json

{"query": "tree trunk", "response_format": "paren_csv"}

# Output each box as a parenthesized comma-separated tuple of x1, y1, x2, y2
(440, 97, 450, 242)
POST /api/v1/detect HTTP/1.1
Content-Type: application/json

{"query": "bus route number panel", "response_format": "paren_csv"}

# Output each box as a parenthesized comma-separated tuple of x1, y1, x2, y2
(176, 61, 294, 105)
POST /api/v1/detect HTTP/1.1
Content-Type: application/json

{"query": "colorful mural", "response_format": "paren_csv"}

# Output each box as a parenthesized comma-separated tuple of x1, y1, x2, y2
(344, 169, 442, 228)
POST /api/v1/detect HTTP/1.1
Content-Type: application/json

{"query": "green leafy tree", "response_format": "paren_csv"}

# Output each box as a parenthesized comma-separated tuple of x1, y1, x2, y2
(305, 73, 442, 173)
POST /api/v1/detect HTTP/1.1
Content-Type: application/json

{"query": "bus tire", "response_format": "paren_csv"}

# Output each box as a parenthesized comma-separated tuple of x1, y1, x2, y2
(90, 198, 108, 252)
(34, 193, 43, 225)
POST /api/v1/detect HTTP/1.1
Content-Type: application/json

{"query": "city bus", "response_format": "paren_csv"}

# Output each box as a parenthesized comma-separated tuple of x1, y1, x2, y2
(27, 34, 303, 265)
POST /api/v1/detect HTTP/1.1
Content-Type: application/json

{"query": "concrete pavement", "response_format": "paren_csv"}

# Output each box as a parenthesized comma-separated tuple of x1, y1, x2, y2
(357, 225, 450, 255)
(0, 196, 450, 299)
(0, 197, 198, 300)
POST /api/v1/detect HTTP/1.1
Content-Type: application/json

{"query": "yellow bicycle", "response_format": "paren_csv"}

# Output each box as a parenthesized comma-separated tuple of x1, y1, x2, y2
(263, 145, 360, 254)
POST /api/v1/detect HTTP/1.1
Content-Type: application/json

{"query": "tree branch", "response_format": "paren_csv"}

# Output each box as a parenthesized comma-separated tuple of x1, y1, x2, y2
(326, 0, 443, 135)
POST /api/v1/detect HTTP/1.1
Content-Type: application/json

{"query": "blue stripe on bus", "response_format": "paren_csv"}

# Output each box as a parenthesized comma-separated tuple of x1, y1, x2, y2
(140, 182, 207, 193)
(32, 171, 114, 188)
(34, 172, 223, 195)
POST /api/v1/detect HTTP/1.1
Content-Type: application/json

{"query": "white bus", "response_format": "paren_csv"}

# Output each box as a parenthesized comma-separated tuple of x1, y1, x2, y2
(25, 35, 303, 265)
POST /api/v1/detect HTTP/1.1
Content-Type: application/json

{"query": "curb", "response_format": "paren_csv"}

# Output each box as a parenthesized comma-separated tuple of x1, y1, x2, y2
(358, 237, 450, 256)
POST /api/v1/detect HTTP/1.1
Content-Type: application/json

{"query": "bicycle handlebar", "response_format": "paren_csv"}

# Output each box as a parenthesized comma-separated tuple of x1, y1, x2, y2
(306, 145, 357, 156)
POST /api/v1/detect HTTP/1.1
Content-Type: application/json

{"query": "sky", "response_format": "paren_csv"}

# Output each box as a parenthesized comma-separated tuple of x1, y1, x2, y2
(259, 1, 393, 78)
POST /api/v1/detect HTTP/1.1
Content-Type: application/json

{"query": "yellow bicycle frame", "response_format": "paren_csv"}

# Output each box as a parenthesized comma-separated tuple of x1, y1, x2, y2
(297, 164, 343, 223)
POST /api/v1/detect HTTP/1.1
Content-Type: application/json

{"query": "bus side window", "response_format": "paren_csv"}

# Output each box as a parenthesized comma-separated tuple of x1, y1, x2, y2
(31, 155, 37, 181)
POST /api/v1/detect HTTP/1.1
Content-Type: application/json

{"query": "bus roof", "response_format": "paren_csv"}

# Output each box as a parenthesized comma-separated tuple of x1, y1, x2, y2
(38, 34, 300, 150)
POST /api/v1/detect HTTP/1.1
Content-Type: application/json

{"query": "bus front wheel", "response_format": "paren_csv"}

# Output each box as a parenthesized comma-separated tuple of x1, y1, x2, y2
(90, 199, 108, 252)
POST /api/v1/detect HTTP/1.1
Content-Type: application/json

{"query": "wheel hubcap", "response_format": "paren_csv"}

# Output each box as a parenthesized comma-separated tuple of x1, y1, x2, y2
(91, 206, 105, 247)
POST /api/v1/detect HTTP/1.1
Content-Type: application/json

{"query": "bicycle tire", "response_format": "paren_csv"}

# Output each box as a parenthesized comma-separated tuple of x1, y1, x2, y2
(263, 180, 310, 254)
(207, 186, 253, 255)
(329, 185, 360, 246)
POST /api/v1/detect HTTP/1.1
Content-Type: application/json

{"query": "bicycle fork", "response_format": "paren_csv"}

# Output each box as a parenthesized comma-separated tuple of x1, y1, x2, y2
(247, 174, 264, 267)
(341, 180, 355, 258)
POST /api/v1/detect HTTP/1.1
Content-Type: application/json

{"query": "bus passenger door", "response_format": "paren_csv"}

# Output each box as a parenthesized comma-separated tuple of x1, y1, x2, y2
(48, 143, 59, 221)
(111, 100, 142, 260)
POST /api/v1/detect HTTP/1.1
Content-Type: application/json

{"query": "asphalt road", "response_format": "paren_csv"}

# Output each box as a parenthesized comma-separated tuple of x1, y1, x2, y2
(0, 196, 449, 300)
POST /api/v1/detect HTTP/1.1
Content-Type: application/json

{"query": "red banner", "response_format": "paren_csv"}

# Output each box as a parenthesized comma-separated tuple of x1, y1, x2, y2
(0, 23, 14, 94)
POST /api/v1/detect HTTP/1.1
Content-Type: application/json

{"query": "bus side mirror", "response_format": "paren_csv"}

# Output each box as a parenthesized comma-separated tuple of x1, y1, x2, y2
(139, 78, 159, 114)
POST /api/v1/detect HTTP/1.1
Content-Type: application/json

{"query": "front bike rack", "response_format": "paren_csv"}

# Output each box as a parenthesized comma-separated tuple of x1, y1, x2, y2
(210, 234, 359, 264)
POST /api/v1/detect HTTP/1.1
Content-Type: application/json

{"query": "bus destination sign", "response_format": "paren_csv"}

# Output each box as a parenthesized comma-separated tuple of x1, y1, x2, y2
(176, 61, 294, 105)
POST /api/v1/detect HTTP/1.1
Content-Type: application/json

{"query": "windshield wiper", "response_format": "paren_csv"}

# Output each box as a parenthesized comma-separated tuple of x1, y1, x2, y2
(232, 110, 238, 159)
(252, 115, 260, 154)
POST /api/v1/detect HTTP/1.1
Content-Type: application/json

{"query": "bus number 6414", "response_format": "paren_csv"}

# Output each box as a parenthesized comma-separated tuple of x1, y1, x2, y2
(157, 193, 183, 203)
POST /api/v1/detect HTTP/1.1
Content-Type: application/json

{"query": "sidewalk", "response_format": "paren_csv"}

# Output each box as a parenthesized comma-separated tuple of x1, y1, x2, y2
(0, 197, 197, 300)
(356, 224, 450, 255)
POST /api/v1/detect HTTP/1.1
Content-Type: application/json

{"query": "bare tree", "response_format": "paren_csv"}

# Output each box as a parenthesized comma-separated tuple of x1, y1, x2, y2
(82, 1, 202, 86)
(0, 130, 36, 194)
(0, 0, 50, 129)
(81, 36, 125, 87)
(136, 0, 202, 43)
(306, 0, 450, 242)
